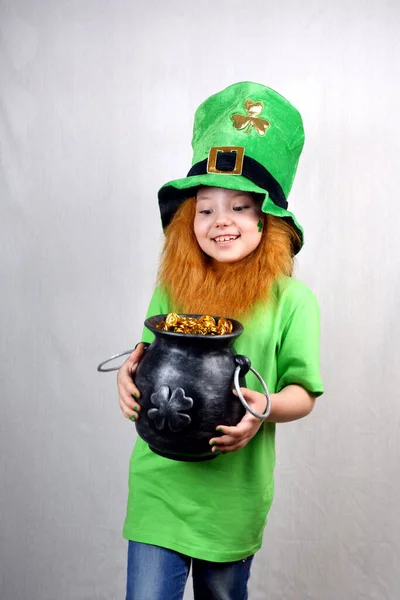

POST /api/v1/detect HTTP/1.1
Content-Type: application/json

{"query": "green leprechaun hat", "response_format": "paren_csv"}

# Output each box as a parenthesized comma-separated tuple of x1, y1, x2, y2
(158, 81, 305, 253)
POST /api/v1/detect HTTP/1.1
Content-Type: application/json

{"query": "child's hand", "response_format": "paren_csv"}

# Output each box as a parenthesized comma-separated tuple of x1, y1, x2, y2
(117, 343, 145, 423)
(209, 387, 269, 454)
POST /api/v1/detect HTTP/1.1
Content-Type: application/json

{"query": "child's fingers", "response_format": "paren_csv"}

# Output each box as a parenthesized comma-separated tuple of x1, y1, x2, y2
(214, 421, 251, 438)
(211, 438, 248, 454)
(119, 396, 141, 420)
(209, 420, 261, 453)
(209, 428, 243, 448)
(117, 354, 144, 394)
(117, 374, 141, 405)
(119, 376, 141, 401)
(119, 390, 141, 412)
(118, 382, 141, 410)
(214, 423, 243, 436)
(126, 343, 146, 371)
(130, 362, 139, 375)
(117, 346, 146, 421)
(209, 434, 230, 447)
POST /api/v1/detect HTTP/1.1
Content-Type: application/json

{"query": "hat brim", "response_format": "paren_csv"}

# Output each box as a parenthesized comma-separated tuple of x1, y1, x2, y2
(158, 174, 304, 253)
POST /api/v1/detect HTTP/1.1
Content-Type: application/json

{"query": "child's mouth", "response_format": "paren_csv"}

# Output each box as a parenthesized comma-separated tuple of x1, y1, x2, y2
(213, 235, 239, 244)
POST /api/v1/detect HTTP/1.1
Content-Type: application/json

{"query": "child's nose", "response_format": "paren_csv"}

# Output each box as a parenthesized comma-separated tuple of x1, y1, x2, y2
(215, 212, 233, 227)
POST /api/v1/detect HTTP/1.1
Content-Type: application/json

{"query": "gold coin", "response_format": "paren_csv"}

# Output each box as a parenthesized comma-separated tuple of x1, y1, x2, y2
(166, 313, 179, 326)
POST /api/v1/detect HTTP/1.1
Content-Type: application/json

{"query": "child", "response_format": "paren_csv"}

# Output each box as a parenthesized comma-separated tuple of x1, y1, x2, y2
(117, 81, 323, 600)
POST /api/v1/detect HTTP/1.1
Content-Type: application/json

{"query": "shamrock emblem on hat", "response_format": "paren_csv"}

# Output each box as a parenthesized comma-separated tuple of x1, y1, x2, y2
(232, 99, 270, 136)
(148, 386, 193, 432)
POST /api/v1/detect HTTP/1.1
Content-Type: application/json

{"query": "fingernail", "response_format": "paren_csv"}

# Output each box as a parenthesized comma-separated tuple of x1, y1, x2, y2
(133, 392, 139, 399)
(211, 441, 217, 446)
(133, 406, 139, 412)
(217, 427, 223, 433)
(129, 414, 137, 422)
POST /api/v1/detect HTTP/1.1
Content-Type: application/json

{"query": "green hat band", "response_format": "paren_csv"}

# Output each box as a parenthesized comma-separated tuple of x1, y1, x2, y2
(186, 147, 288, 210)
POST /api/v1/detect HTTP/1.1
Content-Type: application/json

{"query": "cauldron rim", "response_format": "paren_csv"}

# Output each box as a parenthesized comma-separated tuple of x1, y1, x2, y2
(144, 313, 244, 341)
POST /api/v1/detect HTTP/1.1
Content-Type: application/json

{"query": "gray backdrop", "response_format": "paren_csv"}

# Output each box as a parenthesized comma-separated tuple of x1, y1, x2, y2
(1, 0, 400, 598)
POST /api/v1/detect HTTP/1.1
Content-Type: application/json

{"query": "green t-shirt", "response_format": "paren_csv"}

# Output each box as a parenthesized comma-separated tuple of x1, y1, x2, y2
(123, 277, 323, 562)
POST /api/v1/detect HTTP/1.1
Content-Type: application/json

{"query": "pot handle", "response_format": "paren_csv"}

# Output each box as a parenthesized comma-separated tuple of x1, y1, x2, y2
(97, 343, 150, 372)
(233, 356, 271, 420)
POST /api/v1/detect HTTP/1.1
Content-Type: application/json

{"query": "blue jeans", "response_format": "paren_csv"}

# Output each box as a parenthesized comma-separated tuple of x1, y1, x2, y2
(126, 541, 254, 600)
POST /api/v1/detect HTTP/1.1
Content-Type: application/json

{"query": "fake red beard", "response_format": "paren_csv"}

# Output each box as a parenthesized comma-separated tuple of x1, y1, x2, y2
(157, 198, 299, 319)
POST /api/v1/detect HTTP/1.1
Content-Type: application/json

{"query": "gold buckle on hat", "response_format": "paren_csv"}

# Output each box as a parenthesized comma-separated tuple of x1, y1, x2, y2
(207, 146, 245, 175)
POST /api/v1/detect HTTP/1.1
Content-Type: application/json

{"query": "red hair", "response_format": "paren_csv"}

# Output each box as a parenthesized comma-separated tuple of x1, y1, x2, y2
(157, 197, 299, 318)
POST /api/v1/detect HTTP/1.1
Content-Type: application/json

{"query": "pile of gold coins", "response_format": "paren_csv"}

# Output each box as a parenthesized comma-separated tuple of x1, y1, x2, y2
(156, 313, 233, 336)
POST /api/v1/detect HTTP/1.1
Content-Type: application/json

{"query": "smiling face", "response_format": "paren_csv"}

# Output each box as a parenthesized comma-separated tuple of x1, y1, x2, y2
(193, 187, 264, 264)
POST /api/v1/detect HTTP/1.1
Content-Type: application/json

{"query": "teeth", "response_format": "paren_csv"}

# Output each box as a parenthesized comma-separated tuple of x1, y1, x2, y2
(214, 235, 238, 242)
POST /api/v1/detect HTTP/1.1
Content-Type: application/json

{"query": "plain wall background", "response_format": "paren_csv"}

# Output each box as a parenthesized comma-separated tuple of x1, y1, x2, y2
(1, 0, 400, 598)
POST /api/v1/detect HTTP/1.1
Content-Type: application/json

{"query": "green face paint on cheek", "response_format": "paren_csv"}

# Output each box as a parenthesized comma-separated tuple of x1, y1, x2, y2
(257, 220, 263, 232)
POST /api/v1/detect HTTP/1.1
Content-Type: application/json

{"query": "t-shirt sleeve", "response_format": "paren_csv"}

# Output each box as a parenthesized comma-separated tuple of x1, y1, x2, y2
(141, 286, 170, 344)
(276, 288, 324, 396)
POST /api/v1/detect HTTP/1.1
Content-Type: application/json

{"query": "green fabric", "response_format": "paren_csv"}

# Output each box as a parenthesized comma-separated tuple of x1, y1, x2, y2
(158, 81, 305, 249)
(123, 278, 323, 562)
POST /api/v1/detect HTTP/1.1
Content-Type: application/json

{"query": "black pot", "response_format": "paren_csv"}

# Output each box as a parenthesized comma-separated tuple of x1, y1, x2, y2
(133, 314, 252, 462)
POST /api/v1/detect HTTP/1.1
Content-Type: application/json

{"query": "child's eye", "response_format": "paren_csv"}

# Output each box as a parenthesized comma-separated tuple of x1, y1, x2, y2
(233, 205, 249, 212)
(199, 209, 212, 215)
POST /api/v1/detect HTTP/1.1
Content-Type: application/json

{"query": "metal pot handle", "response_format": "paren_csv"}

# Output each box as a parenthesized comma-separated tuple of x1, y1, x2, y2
(97, 343, 150, 372)
(97, 349, 135, 372)
(233, 357, 272, 420)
